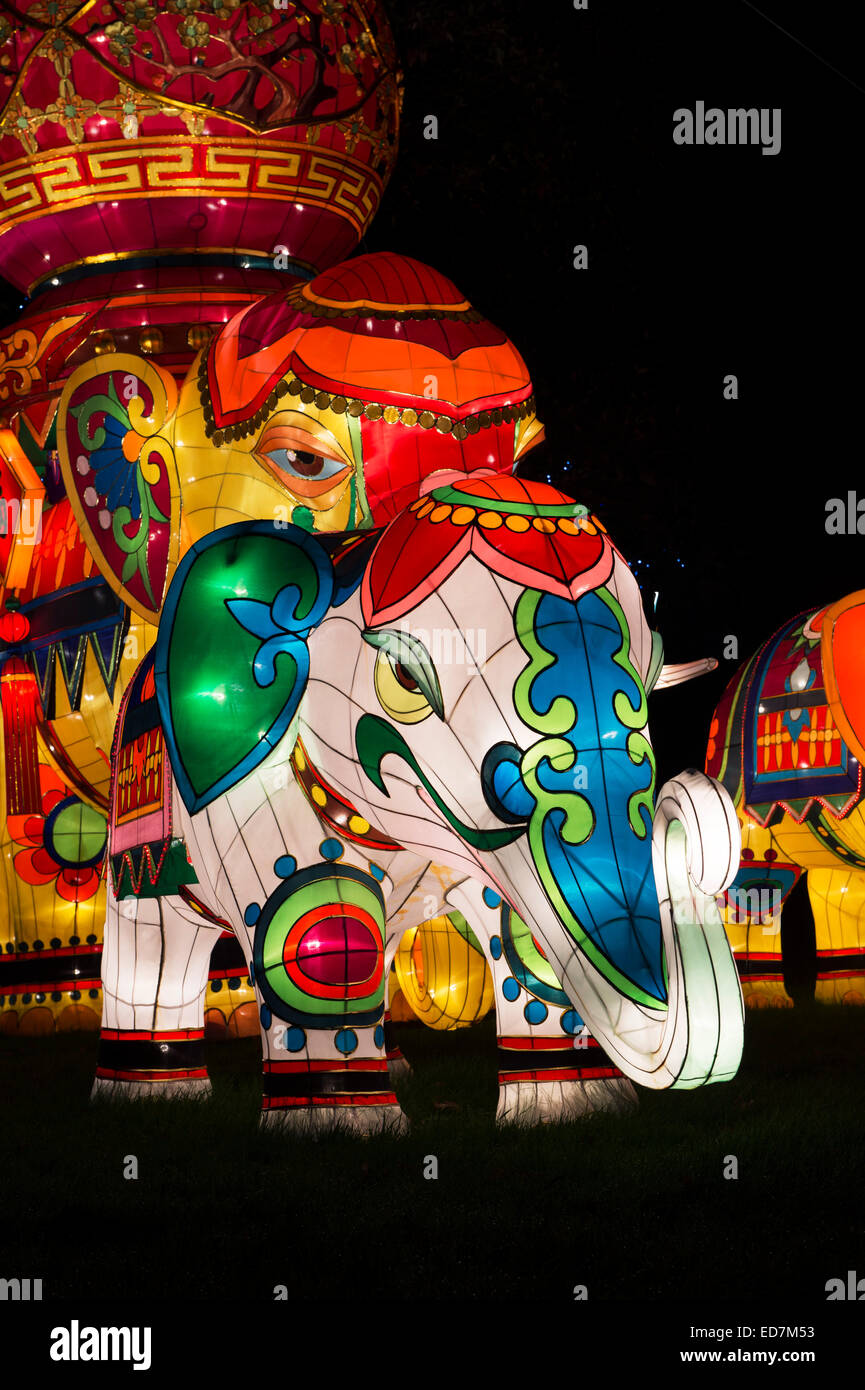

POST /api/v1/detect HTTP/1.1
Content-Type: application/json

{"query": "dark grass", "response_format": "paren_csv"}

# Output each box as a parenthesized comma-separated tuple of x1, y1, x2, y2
(1, 1008, 863, 1301)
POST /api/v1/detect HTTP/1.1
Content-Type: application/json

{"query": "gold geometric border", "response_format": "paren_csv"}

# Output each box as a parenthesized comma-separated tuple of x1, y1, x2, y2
(0, 137, 384, 237)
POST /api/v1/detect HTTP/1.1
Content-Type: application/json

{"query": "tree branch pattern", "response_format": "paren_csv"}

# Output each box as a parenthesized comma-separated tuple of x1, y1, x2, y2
(0, 0, 400, 142)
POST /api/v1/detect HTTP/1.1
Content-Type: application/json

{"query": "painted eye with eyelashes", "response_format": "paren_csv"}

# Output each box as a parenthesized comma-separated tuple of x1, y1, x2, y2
(268, 448, 346, 482)
(253, 422, 352, 500)
(363, 629, 444, 724)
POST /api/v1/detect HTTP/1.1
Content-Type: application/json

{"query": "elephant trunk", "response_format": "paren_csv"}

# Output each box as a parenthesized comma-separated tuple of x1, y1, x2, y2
(644, 770, 744, 1087)
(481, 770, 744, 1090)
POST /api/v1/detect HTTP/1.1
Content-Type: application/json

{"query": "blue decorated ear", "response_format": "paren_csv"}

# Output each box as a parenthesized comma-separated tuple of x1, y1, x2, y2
(154, 522, 335, 813)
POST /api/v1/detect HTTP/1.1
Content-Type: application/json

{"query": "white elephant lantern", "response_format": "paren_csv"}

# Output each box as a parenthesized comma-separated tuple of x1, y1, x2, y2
(103, 474, 744, 1129)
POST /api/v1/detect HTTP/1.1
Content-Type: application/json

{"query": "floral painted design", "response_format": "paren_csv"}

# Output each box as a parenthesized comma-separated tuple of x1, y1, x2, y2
(177, 17, 211, 50)
(105, 21, 138, 64)
(71, 375, 170, 607)
(8, 766, 107, 904)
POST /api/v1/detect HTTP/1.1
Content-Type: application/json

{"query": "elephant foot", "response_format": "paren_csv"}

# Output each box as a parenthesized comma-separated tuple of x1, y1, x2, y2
(815, 970, 865, 1005)
(496, 1077, 638, 1126)
(578, 1076, 639, 1115)
(90, 1075, 214, 1102)
(741, 978, 792, 1009)
(496, 1034, 638, 1124)
(259, 1101, 410, 1137)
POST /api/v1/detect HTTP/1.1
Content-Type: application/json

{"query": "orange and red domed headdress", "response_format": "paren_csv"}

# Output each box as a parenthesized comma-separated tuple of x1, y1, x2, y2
(199, 251, 544, 523)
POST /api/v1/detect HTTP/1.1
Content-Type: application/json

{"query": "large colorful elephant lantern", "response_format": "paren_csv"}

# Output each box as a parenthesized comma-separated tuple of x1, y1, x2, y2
(708, 594, 865, 1006)
(101, 475, 745, 1129)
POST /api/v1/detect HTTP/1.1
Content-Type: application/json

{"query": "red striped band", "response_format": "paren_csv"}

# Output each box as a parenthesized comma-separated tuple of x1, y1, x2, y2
(262, 1092, 399, 1109)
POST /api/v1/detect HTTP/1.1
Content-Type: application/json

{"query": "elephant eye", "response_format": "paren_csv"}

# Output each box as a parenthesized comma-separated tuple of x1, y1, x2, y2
(363, 629, 444, 724)
(393, 661, 420, 692)
(253, 422, 353, 501)
(268, 447, 345, 482)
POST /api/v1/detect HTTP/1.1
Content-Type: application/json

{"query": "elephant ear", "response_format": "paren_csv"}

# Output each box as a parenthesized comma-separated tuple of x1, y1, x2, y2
(155, 522, 335, 814)
(57, 354, 181, 622)
(820, 591, 865, 765)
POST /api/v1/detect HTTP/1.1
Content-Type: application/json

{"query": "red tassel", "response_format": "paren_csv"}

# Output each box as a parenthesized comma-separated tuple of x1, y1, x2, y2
(1, 656, 42, 814)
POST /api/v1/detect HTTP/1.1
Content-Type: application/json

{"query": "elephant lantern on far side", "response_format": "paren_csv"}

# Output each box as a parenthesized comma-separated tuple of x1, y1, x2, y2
(708, 593, 865, 1006)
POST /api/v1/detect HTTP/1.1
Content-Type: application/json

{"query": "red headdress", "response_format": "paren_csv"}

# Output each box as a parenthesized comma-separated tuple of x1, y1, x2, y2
(199, 252, 543, 523)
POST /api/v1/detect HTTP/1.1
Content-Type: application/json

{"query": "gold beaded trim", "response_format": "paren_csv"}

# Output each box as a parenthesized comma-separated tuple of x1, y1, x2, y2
(198, 354, 536, 446)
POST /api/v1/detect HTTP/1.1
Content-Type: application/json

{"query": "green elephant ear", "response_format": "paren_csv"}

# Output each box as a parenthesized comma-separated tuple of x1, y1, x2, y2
(154, 522, 335, 814)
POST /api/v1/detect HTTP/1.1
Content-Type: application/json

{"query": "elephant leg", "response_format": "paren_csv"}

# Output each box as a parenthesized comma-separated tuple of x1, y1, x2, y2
(722, 828, 800, 1007)
(92, 893, 224, 1099)
(259, 1011, 408, 1136)
(808, 867, 865, 1004)
(491, 960, 637, 1125)
(230, 857, 409, 1136)
(177, 765, 411, 1134)
(442, 880, 637, 1122)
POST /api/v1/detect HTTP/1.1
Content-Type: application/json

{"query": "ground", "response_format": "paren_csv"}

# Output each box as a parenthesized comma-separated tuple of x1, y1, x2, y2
(1, 1008, 863, 1302)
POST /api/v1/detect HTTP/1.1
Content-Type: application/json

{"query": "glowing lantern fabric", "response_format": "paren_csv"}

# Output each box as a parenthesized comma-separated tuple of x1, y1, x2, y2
(0, 496, 131, 1032)
(707, 599, 865, 1005)
(363, 476, 610, 625)
(0, 656, 41, 814)
(0, 758, 106, 1036)
(394, 913, 493, 1031)
(0, 429, 45, 591)
(820, 591, 865, 769)
(109, 652, 198, 899)
(707, 607, 859, 825)
(0, 0, 402, 1035)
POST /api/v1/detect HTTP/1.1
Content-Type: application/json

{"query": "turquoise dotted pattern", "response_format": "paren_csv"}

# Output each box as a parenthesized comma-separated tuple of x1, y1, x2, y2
(561, 1008, 584, 1035)
(335, 1027, 358, 1054)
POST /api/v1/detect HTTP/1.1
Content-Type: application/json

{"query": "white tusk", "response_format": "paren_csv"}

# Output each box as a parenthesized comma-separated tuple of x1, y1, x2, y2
(653, 657, 718, 689)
